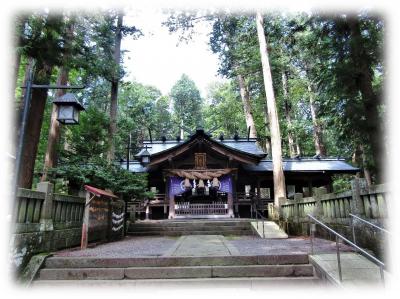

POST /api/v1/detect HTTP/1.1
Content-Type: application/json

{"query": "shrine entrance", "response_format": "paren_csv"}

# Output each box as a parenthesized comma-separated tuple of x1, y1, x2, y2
(174, 188, 229, 218)
(166, 170, 235, 219)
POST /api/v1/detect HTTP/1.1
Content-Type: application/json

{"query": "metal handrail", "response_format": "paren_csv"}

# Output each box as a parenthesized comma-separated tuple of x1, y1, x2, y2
(349, 213, 390, 234)
(254, 210, 266, 238)
(307, 214, 385, 283)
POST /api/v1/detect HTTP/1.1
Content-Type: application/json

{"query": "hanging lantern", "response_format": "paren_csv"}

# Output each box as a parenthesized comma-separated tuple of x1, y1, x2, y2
(52, 93, 85, 125)
(140, 146, 150, 165)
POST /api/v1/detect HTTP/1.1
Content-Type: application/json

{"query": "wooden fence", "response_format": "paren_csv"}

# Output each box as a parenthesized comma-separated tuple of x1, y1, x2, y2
(279, 178, 388, 258)
(14, 182, 85, 233)
(280, 179, 387, 225)
(11, 181, 126, 273)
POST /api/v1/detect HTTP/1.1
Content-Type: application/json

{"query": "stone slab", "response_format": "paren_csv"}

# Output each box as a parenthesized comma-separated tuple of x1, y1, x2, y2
(251, 221, 288, 239)
(125, 266, 212, 279)
(32, 277, 323, 289)
(309, 253, 386, 286)
(212, 264, 314, 278)
(45, 254, 309, 269)
(170, 235, 232, 256)
(39, 268, 124, 280)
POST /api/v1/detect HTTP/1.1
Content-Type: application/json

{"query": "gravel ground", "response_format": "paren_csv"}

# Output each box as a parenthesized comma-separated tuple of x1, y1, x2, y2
(55, 236, 179, 258)
(226, 235, 354, 255)
(54, 235, 354, 258)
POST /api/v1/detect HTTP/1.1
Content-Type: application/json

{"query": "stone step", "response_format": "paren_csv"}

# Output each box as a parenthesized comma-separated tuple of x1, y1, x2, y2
(128, 225, 252, 232)
(45, 254, 309, 268)
(250, 221, 288, 239)
(129, 222, 252, 228)
(32, 276, 323, 288)
(127, 230, 253, 236)
(39, 264, 314, 280)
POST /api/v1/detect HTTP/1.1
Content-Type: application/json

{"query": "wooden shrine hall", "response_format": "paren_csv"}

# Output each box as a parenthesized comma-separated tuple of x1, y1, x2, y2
(121, 128, 358, 219)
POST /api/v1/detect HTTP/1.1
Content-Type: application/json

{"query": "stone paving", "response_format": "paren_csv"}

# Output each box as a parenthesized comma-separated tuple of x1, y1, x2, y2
(54, 235, 354, 258)
(310, 253, 387, 286)
(55, 236, 178, 258)
(226, 235, 354, 256)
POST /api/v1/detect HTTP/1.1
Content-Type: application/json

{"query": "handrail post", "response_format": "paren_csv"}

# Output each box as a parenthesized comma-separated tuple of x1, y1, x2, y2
(351, 216, 356, 246)
(309, 218, 314, 255)
(336, 235, 343, 282)
(379, 265, 385, 284)
(262, 216, 265, 238)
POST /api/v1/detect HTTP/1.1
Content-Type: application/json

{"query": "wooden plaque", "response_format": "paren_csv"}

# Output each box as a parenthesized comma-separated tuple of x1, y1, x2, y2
(194, 153, 207, 169)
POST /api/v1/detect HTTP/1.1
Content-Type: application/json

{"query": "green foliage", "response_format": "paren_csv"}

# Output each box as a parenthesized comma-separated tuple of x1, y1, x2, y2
(203, 81, 247, 137)
(331, 174, 353, 193)
(170, 74, 204, 133)
(49, 158, 152, 200)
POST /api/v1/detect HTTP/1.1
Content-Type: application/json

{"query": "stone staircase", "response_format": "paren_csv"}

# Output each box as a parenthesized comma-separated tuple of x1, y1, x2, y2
(127, 219, 254, 236)
(35, 254, 318, 283)
(251, 221, 288, 239)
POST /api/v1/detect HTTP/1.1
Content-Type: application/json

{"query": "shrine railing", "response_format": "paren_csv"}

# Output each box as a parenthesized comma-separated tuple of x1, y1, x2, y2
(175, 202, 228, 216)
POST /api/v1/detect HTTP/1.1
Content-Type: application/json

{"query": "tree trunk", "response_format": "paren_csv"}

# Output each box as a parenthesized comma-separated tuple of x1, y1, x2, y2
(347, 17, 381, 181)
(237, 74, 257, 138)
(263, 104, 272, 157)
(307, 82, 327, 157)
(41, 67, 69, 182)
(361, 145, 372, 187)
(353, 144, 372, 187)
(107, 13, 123, 162)
(256, 12, 286, 205)
(281, 70, 297, 157)
(17, 61, 53, 189)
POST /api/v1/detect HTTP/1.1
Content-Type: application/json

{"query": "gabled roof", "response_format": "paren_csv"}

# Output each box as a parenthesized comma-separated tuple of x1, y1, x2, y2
(136, 129, 266, 166)
(135, 137, 265, 157)
(84, 185, 118, 198)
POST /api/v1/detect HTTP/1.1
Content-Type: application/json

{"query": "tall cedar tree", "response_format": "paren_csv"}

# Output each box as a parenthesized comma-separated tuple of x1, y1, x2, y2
(107, 12, 123, 162)
(256, 12, 286, 204)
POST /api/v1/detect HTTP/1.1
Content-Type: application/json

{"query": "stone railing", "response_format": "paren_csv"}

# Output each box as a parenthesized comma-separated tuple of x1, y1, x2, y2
(280, 178, 388, 259)
(14, 183, 85, 234)
(10, 182, 125, 274)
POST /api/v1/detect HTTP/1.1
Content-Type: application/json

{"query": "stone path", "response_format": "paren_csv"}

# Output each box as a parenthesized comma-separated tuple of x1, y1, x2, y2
(55, 236, 178, 258)
(226, 235, 354, 256)
(54, 235, 354, 258)
(310, 253, 387, 286)
(165, 235, 240, 256)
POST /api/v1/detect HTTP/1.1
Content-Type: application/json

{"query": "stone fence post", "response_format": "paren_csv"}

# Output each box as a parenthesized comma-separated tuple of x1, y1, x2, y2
(37, 182, 54, 231)
(313, 187, 327, 218)
(351, 178, 365, 216)
(293, 193, 303, 223)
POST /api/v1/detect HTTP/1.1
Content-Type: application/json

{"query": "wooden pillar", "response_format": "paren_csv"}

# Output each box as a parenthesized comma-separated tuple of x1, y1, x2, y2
(81, 191, 91, 250)
(228, 193, 234, 218)
(233, 174, 238, 216)
(145, 203, 150, 220)
(308, 178, 313, 197)
(168, 195, 175, 219)
(168, 178, 175, 219)
(163, 202, 167, 218)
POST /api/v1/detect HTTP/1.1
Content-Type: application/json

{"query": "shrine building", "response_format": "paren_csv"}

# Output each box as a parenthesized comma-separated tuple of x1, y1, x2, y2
(120, 128, 358, 219)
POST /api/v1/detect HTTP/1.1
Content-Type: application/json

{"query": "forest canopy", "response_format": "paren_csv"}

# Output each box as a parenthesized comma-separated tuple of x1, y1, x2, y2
(13, 9, 385, 197)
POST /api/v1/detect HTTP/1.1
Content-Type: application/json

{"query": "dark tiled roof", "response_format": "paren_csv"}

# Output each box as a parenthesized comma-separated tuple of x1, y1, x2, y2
(243, 159, 359, 173)
(136, 138, 265, 157)
(120, 161, 148, 173)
